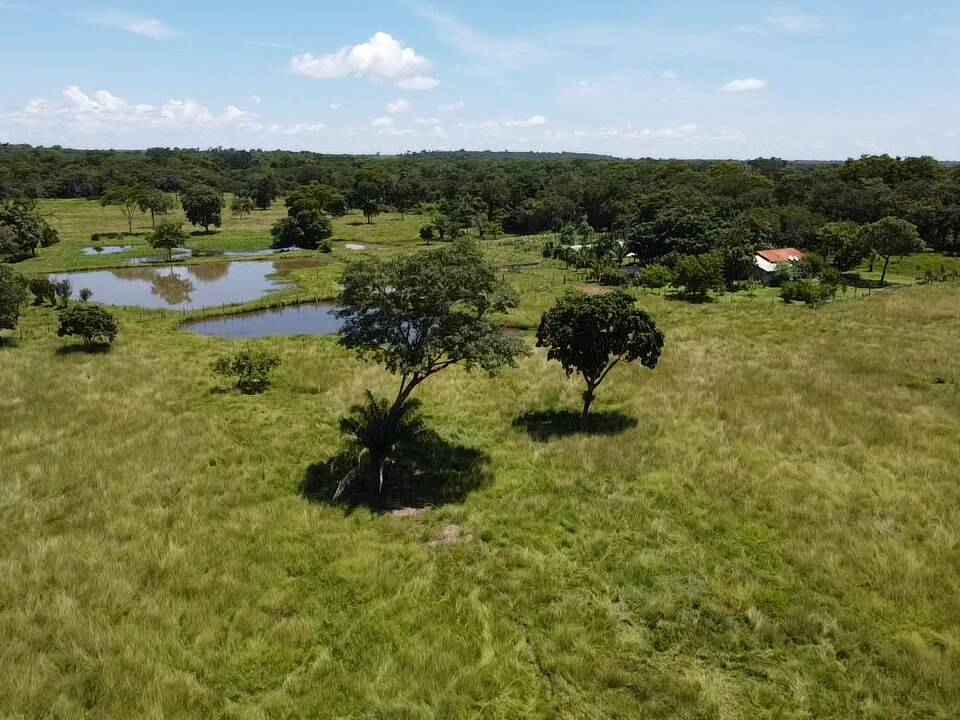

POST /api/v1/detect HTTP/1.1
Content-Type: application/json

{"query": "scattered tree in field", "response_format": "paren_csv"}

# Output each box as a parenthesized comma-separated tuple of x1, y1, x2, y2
(286, 183, 348, 218)
(0, 201, 59, 262)
(181, 186, 223, 232)
(137, 190, 173, 228)
(537, 290, 664, 420)
(79, 288, 94, 302)
(0, 265, 27, 333)
(354, 170, 387, 224)
(57, 304, 118, 347)
(231, 194, 255, 217)
(101, 187, 141, 234)
(148, 221, 189, 261)
(52, 278, 72, 308)
(252, 174, 279, 210)
(419, 225, 435, 244)
(676, 252, 725, 298)
(28, 277, 55, 305)
(333, 240, 527, 497)
(859, 216, 924, 284)
(271, 210, 332, 251)
(638, 264, 677, 290)
(212, 348, 280, 394)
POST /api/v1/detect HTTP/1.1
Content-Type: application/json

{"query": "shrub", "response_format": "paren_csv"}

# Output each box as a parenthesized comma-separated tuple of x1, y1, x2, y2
(597, 268, 629, 286)
(212, 348, 280, 394)
(676, 252, 725, 297)
(52, 278, 72, 307)
(57, 304, 118, 346)
(781, 280, 835, 306)
(419, 225, 435, 244)
(79, 288, 94, 302)
(28, 277, 56, 305)
(637, 264, 676, 290)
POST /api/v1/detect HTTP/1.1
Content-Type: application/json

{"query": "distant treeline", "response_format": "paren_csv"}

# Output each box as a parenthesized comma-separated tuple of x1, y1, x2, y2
(2, 145, 959, 256)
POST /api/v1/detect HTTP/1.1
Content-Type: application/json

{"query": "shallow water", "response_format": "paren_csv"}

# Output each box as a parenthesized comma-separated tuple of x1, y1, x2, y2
(50, 260, 294, 310)
(82, 245, 133, 256)
(344, 243, 367, 250)
(184, 303, 343, 339)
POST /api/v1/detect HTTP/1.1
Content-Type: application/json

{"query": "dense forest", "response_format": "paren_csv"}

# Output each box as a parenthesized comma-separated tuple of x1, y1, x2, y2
(2, 144, 959, 269)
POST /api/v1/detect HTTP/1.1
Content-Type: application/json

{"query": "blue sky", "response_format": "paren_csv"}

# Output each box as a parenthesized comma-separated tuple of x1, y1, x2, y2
(1, 1, 959, 159)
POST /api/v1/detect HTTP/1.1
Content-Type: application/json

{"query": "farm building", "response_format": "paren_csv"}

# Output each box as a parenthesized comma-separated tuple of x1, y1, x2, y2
(755, 247, 805, 280)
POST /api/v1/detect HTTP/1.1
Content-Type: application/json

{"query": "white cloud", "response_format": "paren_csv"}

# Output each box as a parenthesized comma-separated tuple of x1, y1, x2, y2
(438, 101, 465, 113)
(161, 99, 213, 124)
(386, 99, 413, 113)
(85, 11, 176, 40)
(371, 116, 395, 128)
(329, 102, 343, 110)
(289, 32, 437, 90)
(661, 70, 678, 81)
(505, 115, 547, 128)
(251, 95, 262, 104)
(267, 122, 326, 136)
(397, 75, 440, 90)
(720, 78, 768, 93)
(414, 117, 442, 125)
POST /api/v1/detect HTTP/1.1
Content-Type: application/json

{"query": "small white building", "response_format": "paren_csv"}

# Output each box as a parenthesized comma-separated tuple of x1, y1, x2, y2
(755, 247, 805, 280)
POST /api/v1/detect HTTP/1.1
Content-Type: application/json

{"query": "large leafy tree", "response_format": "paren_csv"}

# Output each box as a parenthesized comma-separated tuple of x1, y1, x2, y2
(537, 290, 664, 419)
(676, 251, 726, 298)
(271, 210, 332, 250)
(181, 185, 223, 232)
(334, 240, 527, 494)
(816, 221, 866, 271)
(859, 216, 924, 284)
(0, 265, 27, 333)
(286, 183, 347, 217)
(137, 189, 173, 228)
(0, 201, 59, 262)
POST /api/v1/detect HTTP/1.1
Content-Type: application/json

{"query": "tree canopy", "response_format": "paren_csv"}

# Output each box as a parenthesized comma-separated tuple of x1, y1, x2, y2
(537, 290, 664, 418)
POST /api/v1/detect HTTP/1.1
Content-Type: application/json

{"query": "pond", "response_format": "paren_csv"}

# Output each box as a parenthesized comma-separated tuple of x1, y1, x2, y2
(184, 303, 343, 339)
(82, 245, 133, 256)
(49, 260, 295, 310)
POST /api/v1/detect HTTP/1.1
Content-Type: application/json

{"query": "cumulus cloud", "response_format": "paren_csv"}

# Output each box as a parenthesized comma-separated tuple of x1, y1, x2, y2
(386, 99, 413, 113)
(10, 86, 257, 135)
(289, 32, 437, 90)
(414, 117, 442, 125)
(371, 116, 395, 128)
(85, 11, 176, 40)
(504, 115, 547, 128)
(438, 101, 465, 113)
(720, 78, 768, 93)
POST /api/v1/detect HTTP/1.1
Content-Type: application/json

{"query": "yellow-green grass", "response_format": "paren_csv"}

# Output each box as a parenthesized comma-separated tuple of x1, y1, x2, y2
(3, 254, 960, 717)
(23, 199, 430, 273)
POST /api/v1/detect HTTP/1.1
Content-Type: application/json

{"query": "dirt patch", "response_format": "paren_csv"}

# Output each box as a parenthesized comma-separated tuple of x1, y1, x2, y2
(577, 285, 612, 296)
(391, 507, 430, 519)
(430, 524, 472, 546)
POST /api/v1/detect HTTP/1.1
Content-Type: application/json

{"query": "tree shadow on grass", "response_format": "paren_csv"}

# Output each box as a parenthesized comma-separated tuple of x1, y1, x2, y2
(513, 409, 638, 442)
(55, 343, 113, 356)
(299, 429, 492, 513)
(664, 292, 716, 304)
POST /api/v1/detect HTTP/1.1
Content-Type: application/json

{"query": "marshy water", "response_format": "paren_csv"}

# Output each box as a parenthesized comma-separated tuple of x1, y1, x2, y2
(184, 303, 343, 339)
(50, 260, 298, 310)
(82, 245, 133, 256)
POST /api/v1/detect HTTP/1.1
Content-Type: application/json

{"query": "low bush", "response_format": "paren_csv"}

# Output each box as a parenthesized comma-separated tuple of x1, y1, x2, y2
(57, 304, 118, 347)
(212, 348, 281, 394)
(781, 280, 836, 306)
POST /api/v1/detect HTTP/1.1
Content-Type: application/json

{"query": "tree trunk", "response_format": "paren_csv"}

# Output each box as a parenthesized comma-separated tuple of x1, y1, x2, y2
(880, 255, 891, 285)
(581, 386, 595, 423)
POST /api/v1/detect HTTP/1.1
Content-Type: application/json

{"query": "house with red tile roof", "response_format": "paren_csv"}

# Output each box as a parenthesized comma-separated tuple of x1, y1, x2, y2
(755, 247, 805, 279)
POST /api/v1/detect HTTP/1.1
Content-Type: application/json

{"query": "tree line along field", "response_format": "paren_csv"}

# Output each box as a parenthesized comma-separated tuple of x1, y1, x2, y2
(1, 195, 960, 718)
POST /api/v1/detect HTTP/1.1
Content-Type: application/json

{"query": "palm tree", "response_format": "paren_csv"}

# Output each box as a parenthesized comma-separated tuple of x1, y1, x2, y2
(332, 390, 426, 500)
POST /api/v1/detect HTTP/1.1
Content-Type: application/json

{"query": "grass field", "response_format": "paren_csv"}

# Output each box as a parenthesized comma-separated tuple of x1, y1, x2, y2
(2, 201, 960, 718)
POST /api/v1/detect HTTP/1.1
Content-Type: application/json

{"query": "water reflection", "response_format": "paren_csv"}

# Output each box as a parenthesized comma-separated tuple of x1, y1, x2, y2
(82, 245, 133, 256)
(50, 260, 293, 310)
(184, 303, 343, 339)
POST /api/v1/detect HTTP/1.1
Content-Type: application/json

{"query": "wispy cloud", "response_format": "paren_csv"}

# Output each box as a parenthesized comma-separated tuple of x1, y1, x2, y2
(84, 11, 177, 40)
(720, 78, 768, 93)
(739, 12, 824, 35)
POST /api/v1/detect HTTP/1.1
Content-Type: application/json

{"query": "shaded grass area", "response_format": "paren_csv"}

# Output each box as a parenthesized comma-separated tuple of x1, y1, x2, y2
(2, 283, 960, 717)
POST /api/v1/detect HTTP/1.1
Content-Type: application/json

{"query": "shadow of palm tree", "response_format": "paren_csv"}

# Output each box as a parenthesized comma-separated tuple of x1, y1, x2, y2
(513, 409, 638, 442)
(299, 429, 491, 512)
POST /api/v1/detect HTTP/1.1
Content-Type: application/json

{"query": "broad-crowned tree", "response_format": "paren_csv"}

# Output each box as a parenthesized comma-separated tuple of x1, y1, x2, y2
(333, 240, 527, 495)
(859, 216, 924, 284)
(537, 290, 664, 420)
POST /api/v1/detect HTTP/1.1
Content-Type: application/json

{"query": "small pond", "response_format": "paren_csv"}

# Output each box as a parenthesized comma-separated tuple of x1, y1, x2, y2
(83, 245, 134, 256)
(49, 260, 295, 310)
(344, 243, 366, 251)
(184, 303, 343, 339)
